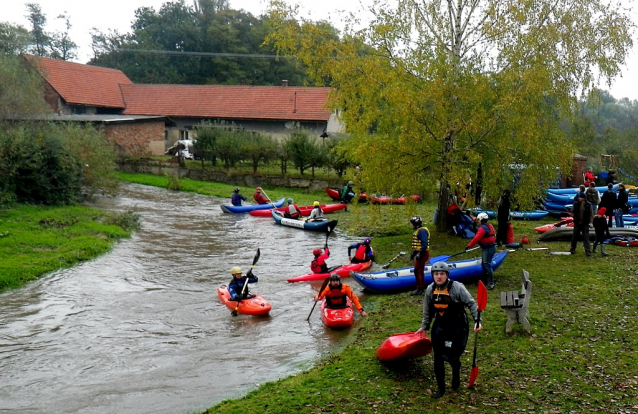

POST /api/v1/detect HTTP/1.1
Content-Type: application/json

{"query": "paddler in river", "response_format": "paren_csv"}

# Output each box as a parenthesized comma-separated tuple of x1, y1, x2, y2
(348, 237, 374, 264)
(227, 266, 258, 301)
(252, 187, 270, 205)
(310, 245, 331, 274)
(231, 187, 247, 206)
(307, 201, 325, 222)
(314, 274, 367, 317)
(283, 198, 301, 219)
(410, 215, 430, 296)
(415, 262, 482, 398)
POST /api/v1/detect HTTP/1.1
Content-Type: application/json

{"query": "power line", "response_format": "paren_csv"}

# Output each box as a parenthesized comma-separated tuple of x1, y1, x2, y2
(115, 48, 294, 59)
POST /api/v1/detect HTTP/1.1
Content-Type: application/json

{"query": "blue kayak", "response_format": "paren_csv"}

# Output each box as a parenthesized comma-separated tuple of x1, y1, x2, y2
(351, 251, 509, 293)
(271, 210, 338, 232)
(475, 209, 549, 221)
(547, 184, 618, 195)
(220, 197, 286, 213)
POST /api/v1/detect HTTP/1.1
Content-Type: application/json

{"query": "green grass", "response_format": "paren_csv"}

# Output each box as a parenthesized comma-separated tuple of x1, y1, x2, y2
(116, 173, 638, 412)
(0, 204, 137, 292)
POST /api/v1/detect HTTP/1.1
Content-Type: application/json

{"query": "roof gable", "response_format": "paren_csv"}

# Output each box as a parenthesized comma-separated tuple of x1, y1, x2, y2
(26, 55, 132, 109)
(120, 84, 332, 121)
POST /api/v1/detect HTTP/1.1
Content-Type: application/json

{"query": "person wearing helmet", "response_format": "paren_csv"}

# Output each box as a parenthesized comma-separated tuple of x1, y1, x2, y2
(253, 187, 270, 205)
(227, 266, 258, 301)
(314, 273, 367, 317)
(283, 198, 301, 219)
(231, 187, 247, 206)
(310, 245, 331, 274)
(348, 237, 374, 264)
(307, 201, 326, 222)
(467, 212, 497, 289)
(415, 261, 482, 398)
(340, 181, 355, 204)
(409, 215, 430, 296)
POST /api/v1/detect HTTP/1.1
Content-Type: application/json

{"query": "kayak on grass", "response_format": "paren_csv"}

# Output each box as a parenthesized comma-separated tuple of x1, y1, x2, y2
(249, 203, 347, 217)
(376, 331, 433, 361)
(321, 299, 354, 329)
(351, 251, 509, 293)
(474, 209, 549, 221)
(287, 260, 373, 283)
(538, 226, 638, 242)
(368, 194, 421, 205)
(271, 210, 338, 232)
(220, 197, 286, 213)
(534, 217, 574, 233)
(325, 188, 367, 203)
(217, 286, 271, 316)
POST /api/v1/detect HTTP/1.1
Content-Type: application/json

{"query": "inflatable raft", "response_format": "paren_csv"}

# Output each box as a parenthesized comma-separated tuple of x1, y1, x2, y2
(249, 203, 346, 217)
(220, 197, 286, 213)
(538, 227, 638, 242)
(271, 210, 338, 232)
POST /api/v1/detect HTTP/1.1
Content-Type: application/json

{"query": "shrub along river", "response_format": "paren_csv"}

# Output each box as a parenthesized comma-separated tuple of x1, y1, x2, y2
(0, 183, 368, 414)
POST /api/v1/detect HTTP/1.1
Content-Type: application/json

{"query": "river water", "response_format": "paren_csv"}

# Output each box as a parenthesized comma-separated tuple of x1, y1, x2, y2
(0, 183, 368, 414)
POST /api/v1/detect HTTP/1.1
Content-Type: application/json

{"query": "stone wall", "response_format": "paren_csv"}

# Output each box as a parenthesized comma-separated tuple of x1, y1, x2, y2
(105, 121, 166, 156)
(117, 159, 343, 191)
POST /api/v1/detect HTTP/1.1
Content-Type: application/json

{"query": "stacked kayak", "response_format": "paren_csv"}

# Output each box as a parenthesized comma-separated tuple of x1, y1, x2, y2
(271, 210, 338, 232)
(326, 188, 367, 202)
(249, 203, 346, 217)
(321, 299, 354, 329)
(287, 261, 373, 283)
(474, 210, 548, 221)
(547, 185, 618, 194)
(220, 197, 286, 213)
(351, 251, 508, 293)
(538, 227, 638, 242)
(369, 194, 421, 205)
(534, 217, 573, 233)
(376, 331, 433, 361)
(217, 286, 271, 316)
(545, 185, 638, 214)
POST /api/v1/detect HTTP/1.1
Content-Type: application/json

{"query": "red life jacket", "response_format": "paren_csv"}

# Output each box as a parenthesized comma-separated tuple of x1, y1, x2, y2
(478, 223, 496, 246)
(354, 244, 369, 261)
(310, 248, 329, 273)
(325, 285, 348, 308)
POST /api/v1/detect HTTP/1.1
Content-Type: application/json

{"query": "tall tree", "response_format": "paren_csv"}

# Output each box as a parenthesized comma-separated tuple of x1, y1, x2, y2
(49, 13, 77, 61)
(267, 0, 634, 229)
(0, 23, 32, 55)
(25, 3, 50, 57)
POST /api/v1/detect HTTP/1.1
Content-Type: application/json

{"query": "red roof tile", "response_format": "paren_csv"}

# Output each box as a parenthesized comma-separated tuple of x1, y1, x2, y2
(26, 55, 132, 108)
(120, 84, 332, 121)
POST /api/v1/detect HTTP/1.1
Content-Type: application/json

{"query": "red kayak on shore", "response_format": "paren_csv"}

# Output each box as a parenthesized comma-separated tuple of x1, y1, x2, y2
(534, 217, 573, 233)
(369, 194, 421, 205)
(376, 331, 433, 361)
(321, 299, 354, 329)
(217, 286, 271, 316)
(287, 261, 373, 283)
(326, 188, 367, 203)
(249, 203, 347, 217)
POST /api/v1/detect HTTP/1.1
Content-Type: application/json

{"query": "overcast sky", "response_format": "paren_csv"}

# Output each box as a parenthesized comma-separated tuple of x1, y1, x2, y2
(3, 0, 638, 100)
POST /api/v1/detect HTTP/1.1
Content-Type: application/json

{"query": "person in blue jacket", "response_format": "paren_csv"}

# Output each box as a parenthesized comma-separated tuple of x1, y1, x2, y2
(231, 187, 247, 206)
(228, 266, 258, 301)
(348, 237, 375, 264)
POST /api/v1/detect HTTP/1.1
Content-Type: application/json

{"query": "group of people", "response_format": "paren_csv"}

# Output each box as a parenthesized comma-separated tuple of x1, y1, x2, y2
(231, 187, 327, 222)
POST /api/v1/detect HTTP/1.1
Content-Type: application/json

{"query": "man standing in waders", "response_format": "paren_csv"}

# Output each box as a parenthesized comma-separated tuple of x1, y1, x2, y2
(416, 262, 482, 398)
(467, 213, 496, 289)
(410, 216, 430, 296)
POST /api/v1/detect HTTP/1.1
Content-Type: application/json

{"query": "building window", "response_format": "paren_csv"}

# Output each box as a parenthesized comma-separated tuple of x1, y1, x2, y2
(180, 130, 189, 140)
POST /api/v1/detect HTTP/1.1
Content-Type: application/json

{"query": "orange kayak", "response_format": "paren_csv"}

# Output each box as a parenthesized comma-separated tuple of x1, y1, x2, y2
(534, 217, 573, 233)
(217, 286, 271, 316)
(321, 299, 354, 329)
(376, 331, 433, 361)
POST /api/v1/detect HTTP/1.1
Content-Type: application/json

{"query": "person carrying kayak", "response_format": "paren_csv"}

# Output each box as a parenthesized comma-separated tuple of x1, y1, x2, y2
(307, 201, 325, 222)
(348, 237, 374, 264)
(252, 187, 270, 205)
(466, 212, 496, 290)
(283, 198, 301, 219)
(227, 266, 258, 301)
(231, 187, 247, 206)
(415, 261, 482, 398)
(410, 216, 430, 296)
(311, 246, 331, 274)
(314, 274, 367, 316)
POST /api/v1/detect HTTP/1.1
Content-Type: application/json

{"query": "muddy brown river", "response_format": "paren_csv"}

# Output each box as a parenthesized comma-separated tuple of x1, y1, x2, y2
(0, 183, 371, 414)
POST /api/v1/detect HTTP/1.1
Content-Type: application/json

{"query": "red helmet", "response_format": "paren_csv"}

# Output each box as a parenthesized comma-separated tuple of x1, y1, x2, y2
(521, 237, 530, 245)
(256, 187, 263, 192)
(313, 248, 322, 256)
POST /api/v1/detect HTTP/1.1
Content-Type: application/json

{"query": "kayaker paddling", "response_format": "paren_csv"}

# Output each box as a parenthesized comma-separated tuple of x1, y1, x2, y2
(314, 274, 367, 317)
(228, 266, 258, 301)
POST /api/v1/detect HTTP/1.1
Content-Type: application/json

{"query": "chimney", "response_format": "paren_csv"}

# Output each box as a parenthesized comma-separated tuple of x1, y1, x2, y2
(281, 80, 288, 87)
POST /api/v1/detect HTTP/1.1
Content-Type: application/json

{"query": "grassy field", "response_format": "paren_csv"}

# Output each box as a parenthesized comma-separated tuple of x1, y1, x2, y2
(0, 204, 138, 293)
(117, 173, 638, 413)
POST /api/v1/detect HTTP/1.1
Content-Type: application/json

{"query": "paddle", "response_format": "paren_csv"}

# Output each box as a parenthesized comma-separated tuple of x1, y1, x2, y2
(306, 226, 333, 321)
(429, 246, 480, 264)
(381, 251, 407, 269)
(231, 248, 261, 317)
(468, 280, 488, 388)
(260, 188, 275, 208)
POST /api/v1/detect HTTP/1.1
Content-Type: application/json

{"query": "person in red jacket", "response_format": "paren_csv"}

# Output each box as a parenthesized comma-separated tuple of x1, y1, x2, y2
(252, 187, 270, 205)
(284, 198, 301, 219)
(311, 247, 330, 273)
(348, 237, 374, 264)
(584, 167, 597, 186)
(467, 212, 496, 289)
(314, 274, 367, 316)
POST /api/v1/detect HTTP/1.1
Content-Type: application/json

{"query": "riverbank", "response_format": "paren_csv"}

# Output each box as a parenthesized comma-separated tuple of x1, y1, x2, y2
(116, 173, 638, 413)
(0, 204, 138, 293)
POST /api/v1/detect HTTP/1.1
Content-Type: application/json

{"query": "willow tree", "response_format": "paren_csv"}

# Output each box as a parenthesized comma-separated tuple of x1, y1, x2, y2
(267, 0, 633, 229)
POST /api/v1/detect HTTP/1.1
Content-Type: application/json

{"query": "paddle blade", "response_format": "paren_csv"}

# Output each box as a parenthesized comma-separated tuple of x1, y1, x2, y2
(428, 255, 450, 264)
(468, 365, 479, 388)
(477, 281, 488, 312)
(253, 248, 261, 266)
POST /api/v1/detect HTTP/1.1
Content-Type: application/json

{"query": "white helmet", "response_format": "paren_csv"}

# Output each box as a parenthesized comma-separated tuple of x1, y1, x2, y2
(477, 213, 489, 221)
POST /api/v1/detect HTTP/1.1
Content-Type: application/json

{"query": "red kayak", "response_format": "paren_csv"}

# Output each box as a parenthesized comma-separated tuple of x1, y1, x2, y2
(287, 261, 373, 283)
(534, 217, 573, 233)
(321, 299, 354, 329)
(325, 188, 367, 203)
(249, 203, 347, 217)
(369, 194, 421, 205)
(217, 286, 271, 316)
(376, 331, 433, 361)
